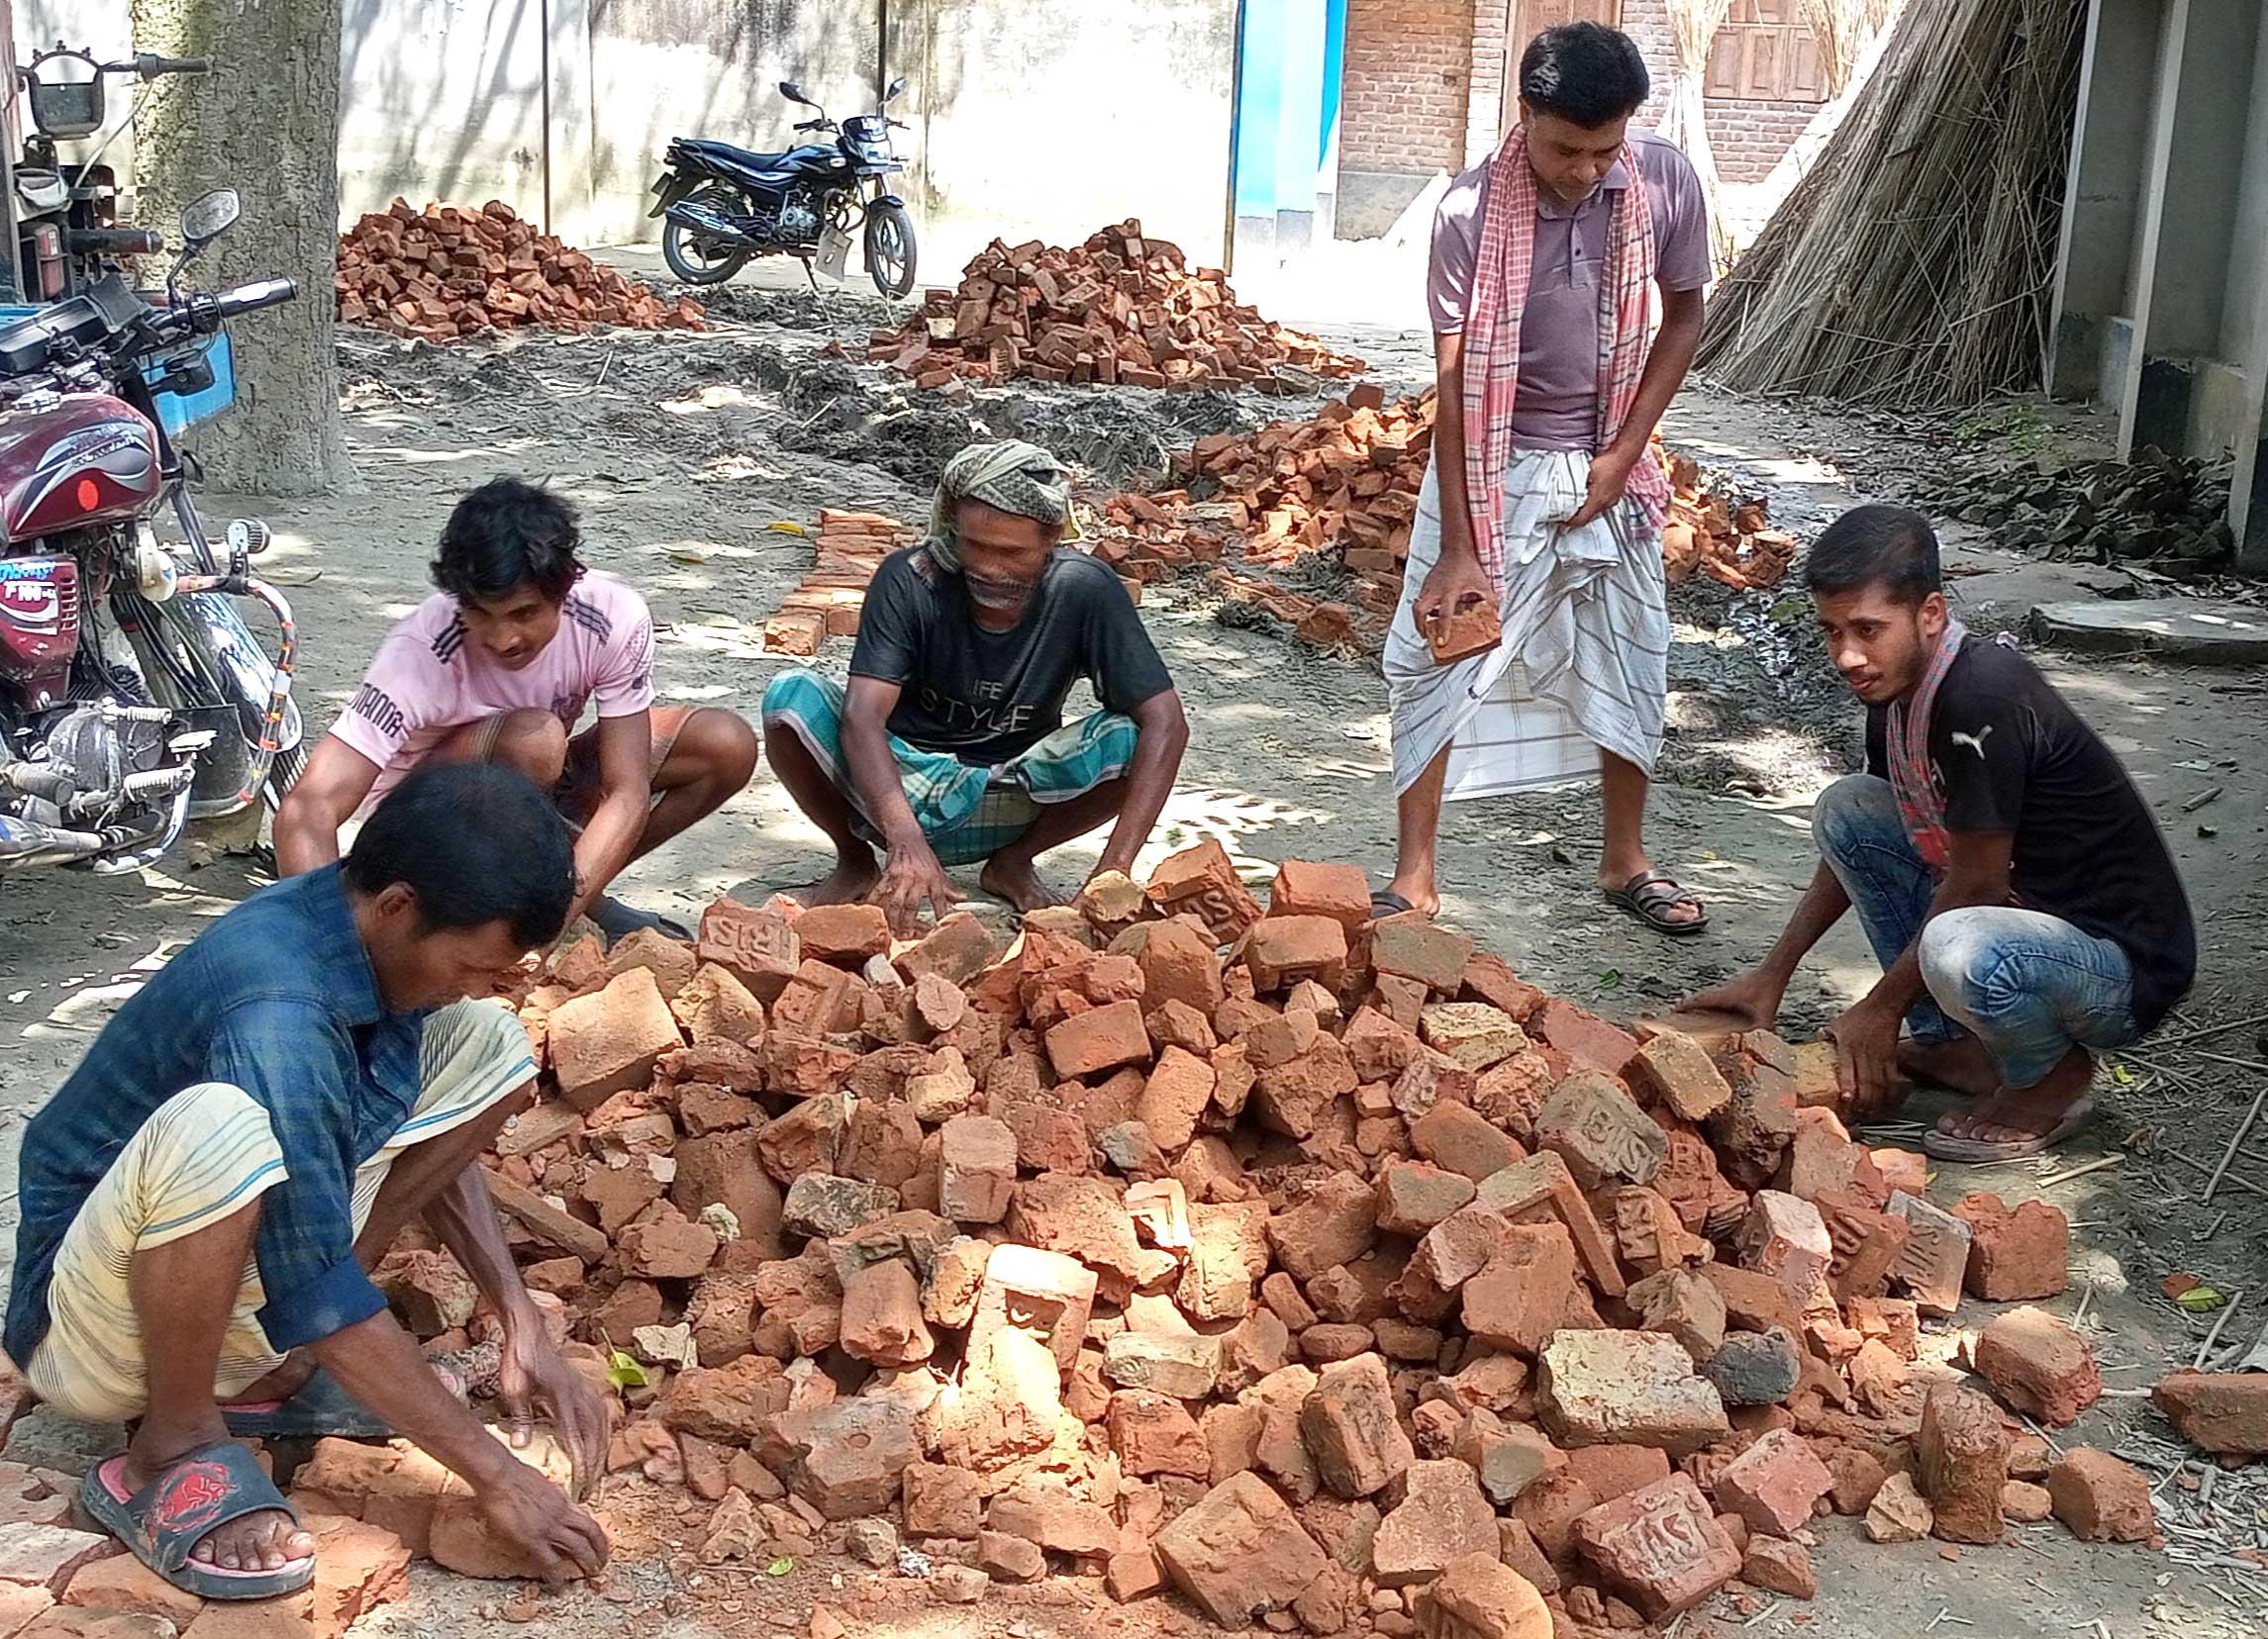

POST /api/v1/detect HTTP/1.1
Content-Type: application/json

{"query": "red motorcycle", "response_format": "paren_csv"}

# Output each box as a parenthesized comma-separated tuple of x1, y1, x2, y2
(0, 187, 302, 874)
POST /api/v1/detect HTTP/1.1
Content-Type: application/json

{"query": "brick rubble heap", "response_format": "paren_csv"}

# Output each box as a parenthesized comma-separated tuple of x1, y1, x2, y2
(1096, 400, 1795, 655)
(336, 199, 707, 344)
(868, 222, 1366, 391)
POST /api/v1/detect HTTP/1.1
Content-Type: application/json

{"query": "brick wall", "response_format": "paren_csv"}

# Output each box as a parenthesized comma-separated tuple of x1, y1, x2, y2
(1616, 0, 1677, 126)
(1704, 97, 1816, 183)
(1340, 0, 1477, 175)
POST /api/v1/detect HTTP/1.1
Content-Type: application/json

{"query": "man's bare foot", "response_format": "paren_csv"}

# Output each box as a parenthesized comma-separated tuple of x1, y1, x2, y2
(1899, 1034, 1998, 1099)
(802, 850, 882, 907)
(123, 1421, 314, 1573)
(1932, 1047, 2095, 1145)
(980, 854, 1066, 915)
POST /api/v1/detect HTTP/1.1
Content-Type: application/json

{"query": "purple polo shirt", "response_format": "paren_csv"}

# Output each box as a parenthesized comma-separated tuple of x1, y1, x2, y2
(1429, 130, 1710, 450)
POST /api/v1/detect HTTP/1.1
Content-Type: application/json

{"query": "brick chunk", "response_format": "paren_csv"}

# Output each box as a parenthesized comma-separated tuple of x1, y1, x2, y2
(1044, 1000, 1151, 1078)
(1268, 1172, 1378, 1280)
(1145, 840, 1263, 942)
(1974, 1305, 2102, 1427)
(1152, 1471, 1331, 1626)
(1919, 1386, 2009, 1544)
(1712, 1430, 1833, 1538)
(795, 903, 890, 965)
(1301, 1353, 1416, 1498)
(1370, 916, 1474, 996)
(1374, 1161, 1477, 1235)
(1530, 997, 1638, 1076)
(898, 911, 1002, 987)
(1269, 861, 1373, 932)
(2152, 1370, 2268, 1455)
(1371, 1460, 1497, 1587)
(1475, 1152, 1626, 1298)
(1627, 1029, 1730, 1120)
(937, 1114, 1019, 1224)
(1535, 1071, 1666, 1190)
(1420, 1003, 1528, 1072)
(1243, 916, 1349, 993)
(1462, 1223, 1577, 1358)
(1951, 1193, 2070, 1301)
(549, 968, 682, 1109)
(1537, 1331, 1728, 1455)
(967, 1243, 1097, 1372)
(1417, 1553, 1552, 1639)
(1411, 1101, 1524, 1182)
(1137, 1045, 1217, 1152)
(1736, 1191, 1831, 1308)
(2045, 1448, 2153, 1542)
(1887, 1189, 1973, 1316)
(696, 898, 801, 1001)
(1573, 1473, 1740, 1620)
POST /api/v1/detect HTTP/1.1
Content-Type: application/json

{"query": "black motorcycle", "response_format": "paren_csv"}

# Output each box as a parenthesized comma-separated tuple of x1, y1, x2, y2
(650, 78, 917, 298)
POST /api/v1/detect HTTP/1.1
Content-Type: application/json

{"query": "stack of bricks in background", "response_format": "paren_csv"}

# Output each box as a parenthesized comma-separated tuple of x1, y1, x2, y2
(868, 222, 1367, 391)
(336, 199, 706, 343)
(304, 841, 2248, 1620)
(759, 512, 917, 658)
(1094, 400, 1793, 655)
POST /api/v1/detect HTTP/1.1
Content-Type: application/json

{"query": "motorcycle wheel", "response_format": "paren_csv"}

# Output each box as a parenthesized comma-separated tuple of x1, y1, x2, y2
(661, 184, 753, 285)
(865, 203, 918, 299)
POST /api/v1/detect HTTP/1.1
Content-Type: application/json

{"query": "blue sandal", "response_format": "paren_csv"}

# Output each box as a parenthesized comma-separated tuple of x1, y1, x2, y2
(80, 1440, 315, 1600)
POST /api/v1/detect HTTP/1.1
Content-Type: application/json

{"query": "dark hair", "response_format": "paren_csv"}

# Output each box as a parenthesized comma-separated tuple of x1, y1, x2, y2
(1520, 23, 1650, 127)
(432, 477, 582, 605)
(1805, 505, 1943, 606)
(345, 763, 576, 948)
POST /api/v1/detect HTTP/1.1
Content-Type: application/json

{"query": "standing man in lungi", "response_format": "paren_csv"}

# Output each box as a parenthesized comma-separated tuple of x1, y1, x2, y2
(1376, 22, 1711, 934)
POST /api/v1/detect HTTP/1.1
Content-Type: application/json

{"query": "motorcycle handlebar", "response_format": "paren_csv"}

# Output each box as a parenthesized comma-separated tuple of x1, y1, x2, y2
(68, 227, 165, 255)
(128, 53, 210, 78)
(212, 277, 298, 318)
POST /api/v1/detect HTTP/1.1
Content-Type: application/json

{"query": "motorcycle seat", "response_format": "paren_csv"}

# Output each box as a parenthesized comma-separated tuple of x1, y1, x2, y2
(671, 138, 843, 188)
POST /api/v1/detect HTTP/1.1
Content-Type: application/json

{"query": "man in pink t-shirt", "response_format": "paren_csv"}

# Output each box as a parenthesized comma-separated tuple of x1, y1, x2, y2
(276, 478, 758, 942)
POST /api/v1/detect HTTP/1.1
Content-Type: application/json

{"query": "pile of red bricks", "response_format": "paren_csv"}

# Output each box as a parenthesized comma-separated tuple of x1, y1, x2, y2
(307, 844, 2259, 1623)
(336, 199, 707, 344)
(867, 222, 1366, 391)
(1091, 401, 1790, 656)
(1661, 452, 1796, 593)
(760, 511, 918, 658)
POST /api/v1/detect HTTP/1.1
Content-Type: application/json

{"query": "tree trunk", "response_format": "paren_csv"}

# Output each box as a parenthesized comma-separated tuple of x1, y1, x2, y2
(130, 0, 351, 495)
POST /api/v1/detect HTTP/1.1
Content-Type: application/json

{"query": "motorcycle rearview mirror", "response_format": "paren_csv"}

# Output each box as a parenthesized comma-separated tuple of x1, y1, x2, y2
(779, 80, 814, 107)
(884, 75, 908, 103)
(180, 188, 241, 245)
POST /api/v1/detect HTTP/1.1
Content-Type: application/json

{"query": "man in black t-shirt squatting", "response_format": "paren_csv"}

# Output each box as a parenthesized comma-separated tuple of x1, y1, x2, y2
(761, 439, 1189, 933)
(1684, 505, 2196, 1162)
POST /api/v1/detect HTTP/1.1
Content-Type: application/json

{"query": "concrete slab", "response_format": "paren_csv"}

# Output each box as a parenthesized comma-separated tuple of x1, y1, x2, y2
(2029, 597, 2268, 664)
(1942, 553, 2130, 627)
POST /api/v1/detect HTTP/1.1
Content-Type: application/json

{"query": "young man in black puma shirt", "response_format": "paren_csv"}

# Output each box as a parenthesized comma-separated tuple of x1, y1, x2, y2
(1685, 505, 2195, 1159)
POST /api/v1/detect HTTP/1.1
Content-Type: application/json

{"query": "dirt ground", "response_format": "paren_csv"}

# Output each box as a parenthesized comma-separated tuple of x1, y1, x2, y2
(3, 258, 2267, 1639)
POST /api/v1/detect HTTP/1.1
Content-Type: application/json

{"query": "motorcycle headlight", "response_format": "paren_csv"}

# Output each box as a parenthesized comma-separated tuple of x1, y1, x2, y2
(848, 136, 892, 165)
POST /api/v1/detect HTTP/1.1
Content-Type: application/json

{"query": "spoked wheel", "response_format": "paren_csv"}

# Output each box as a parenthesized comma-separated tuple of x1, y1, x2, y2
(661, 183, 753, 285)
(864, 202, 917, 299)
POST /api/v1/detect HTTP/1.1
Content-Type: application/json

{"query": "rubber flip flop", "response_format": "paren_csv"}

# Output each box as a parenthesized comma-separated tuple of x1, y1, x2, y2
(218, 1361, 463, 1440)
(79, 1440, 314, 1601)
(1603, 870, 1710, 937)
(1922, 1096, 2096, 1163)
(592, 896, 693, 946)
(1369, 890, 1416, 919)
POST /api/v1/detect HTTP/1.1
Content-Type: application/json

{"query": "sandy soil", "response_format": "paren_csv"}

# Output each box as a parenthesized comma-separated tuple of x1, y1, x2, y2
(2, 262, 2265, 1639)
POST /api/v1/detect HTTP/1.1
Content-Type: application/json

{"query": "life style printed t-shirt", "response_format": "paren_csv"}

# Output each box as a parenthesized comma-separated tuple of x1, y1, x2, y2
(1865, 637, 2197, 1030)
(848, 546, 1173, 765)
(1428, 130, 1712, 450)
(330, 570, 656, 814)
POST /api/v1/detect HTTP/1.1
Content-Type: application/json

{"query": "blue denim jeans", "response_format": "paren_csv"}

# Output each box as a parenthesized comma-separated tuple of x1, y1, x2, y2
(1812, 774, 2138, 1090)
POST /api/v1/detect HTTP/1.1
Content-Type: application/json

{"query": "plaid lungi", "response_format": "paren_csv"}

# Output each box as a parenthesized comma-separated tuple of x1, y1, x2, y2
(761, 668, 1140, 866)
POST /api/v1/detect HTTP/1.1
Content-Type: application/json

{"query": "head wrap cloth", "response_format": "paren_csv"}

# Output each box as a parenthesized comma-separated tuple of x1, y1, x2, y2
(924, 439, 1079, 572)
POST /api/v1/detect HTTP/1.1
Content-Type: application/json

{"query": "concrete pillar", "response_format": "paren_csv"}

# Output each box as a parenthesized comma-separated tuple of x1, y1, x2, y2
(2122, 0, 2253, 456)
(1272, 0, 1328, 254)
(543, 0, 597, 246)
(2047, 0, 2160, 402)
(1234, 0, 1288, 264)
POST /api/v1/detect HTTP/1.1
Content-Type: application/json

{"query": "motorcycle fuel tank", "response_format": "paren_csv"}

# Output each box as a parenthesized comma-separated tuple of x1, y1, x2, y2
(0, 554, 80, 705)
(0, 395, 161, 543)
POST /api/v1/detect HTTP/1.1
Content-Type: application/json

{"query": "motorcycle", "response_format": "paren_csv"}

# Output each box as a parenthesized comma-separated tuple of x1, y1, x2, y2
(649, 77, 918, 298)
(9, 43, 208, 303)
(0, 187, 305, 876)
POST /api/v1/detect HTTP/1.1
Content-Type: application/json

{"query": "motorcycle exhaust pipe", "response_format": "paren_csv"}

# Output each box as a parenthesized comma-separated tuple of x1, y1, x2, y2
(0, 812, 110, 869)
(664, 199, 768, 254)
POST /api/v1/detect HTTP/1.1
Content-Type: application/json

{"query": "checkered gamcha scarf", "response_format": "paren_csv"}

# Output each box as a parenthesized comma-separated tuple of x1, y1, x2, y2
(924, 439, 1076, 573)
(1462, 126, 1671, 590)
(1888, 618, 1968, 874)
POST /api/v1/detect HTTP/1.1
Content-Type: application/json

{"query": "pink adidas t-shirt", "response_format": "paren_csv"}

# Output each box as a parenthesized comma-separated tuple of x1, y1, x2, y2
(332, 570, 655, 814)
